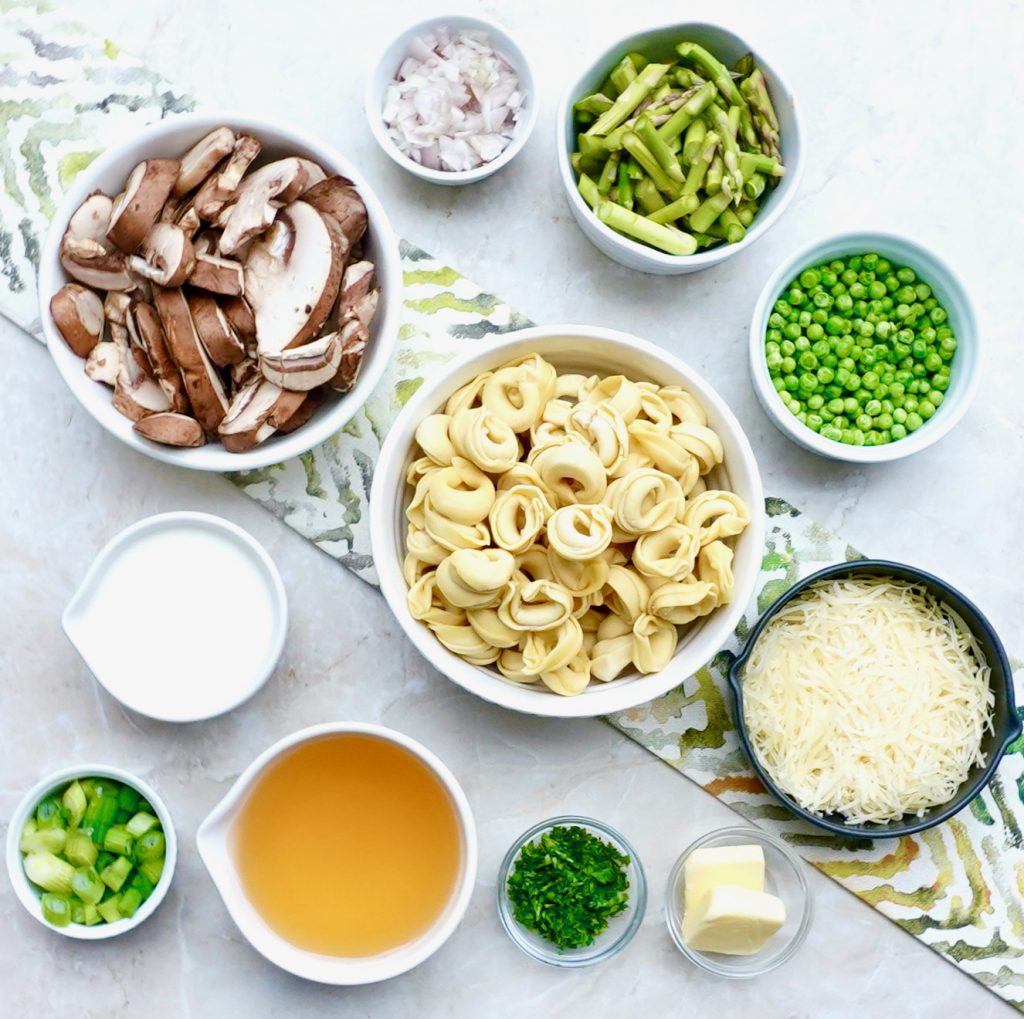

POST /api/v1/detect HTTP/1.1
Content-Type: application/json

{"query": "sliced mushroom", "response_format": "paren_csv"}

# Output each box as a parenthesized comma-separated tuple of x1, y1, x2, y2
(153, 288, 229, 433)
(188, 294, 246, 367)
(85, 341, 121, 386)
(194, 134, 262, 221)
(68, 193, 116, 247)
(296, 158, 327, 193)
(128, 222, 195, 287)
(176, 205, 201, 238)
(217, 157, 311, 255)
(193, 230, 218, 256)
(329, 318, 369, 393)
(60, 236, 133, 291)
(221, 295, 257, 350)
(302, 176, 367, 248)
(133, 412, 206, 447)
(244, 200, 344, 355)
(50, 284, 105, 357)
(339, 260, 375, 307)
(258, 331, 342, 391)
(129, 301, 191, 414)
(230, 356, 261, 393)
(188, 252, 244, 296)
(106, 159, 179, 253)
(348, 287, 379, 328)
(104, 291, 132, 328)
(174, 127, 237, 196)
(218, 378, 283, 453)
(273, 388, 320, 433)
(111, 331, 172, 422)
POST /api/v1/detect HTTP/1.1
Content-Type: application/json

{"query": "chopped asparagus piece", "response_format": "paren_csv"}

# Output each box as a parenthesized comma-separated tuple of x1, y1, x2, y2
(648, 194, 700, 224)
(655, 81, 717, 143)
(587, 63, 670, 136)
(596, 201, 698, 255)
(609, 56, 638, 94)
(682, 118, 706, 165)
(676, 41, 745, 106)
(689, 189, 734, 233)
(634, 115, 684, 183)
(622, 132, 681, 197)
(634, 177, 667, 215)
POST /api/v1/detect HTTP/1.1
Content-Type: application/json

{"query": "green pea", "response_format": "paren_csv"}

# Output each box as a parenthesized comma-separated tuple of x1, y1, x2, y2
(845, 373, 861, 391)
(929, 306, 947, 324)
(864, 399, 882, 416)
(780, 356, 797, 374)
(869, 280, 887, 299)
(821, 425, 842, 442)
(812, 291, 832, 309)
(855, 413, 872, 431)
(906, 411, 923, 431)
(929, 391, 944, 407)
(896, 285, 916, 304)
(807, 394, 825, 410)
(821, 271, 838, 287)
(838, 356, 855, 372)
(891, 423, 907, 439)
(904, 396, 919, 413)
(807, 324, 825, 342)
(784, 374, 799, 392)
(827, 398, 845, 414)
(806, 414, 823, 431)
(780, 339, 796, 357)
(893, 407, 908, 424)
(896, 303, 911, 320)
(767, 328, 783, 344)
(822, 354, 838, 369)
(811, 339, 830, 358)
(798, 352, 818, 370)
(876, 258, 891, 274)
(835, 367, 850, 386)
(932, 374, 950, 391)
(817, 366, 835, 384)
(772, 376, 786, 392)
(767, 351, 783, 370)
(877, 412, 893, 429)
(924, 353, 942, 373)
(799, 372, 817, 391)
(836, 293, 853, 313)
(783, 322, 802, 340)
(799, 269, 820, 289)
(788, 288, 806, 306)
(849, 282, 866, 299)
(774, 299, 790, 316)
(880, 399, 894, 414)
(794, 336, 811, 352)
(918, 400, 936, 419)
(798, 310, 813, 328)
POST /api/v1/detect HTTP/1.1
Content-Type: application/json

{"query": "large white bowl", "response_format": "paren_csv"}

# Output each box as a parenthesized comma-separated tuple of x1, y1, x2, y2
(370, 325, 765, 718)
(39, 112, 401, 471)
(365, 14, 537, 186)
(556, 22, 803, 274)
(7, 764, 177, 940)
(196, 722, 477, 984)
(749, 230, 981, 462)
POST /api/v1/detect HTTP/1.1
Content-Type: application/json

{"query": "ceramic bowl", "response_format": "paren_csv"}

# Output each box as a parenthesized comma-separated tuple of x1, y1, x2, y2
(665, 825, 812, 977)
(749, 231, 980, 461)
(62, 512, 288, 722)
(39, 111, 401, 471)
(556, 21, 802, 274)
(196, 722, 478, 984)
(728, 560, 1020, 838)
(365, 14, 537, 185)
(369, 324, 765, 718)
(497, 815, 646, 967)
(7, 764, 177, 939)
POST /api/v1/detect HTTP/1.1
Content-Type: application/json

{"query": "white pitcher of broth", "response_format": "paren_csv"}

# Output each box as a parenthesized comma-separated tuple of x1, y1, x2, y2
(196, 722, 477, 984)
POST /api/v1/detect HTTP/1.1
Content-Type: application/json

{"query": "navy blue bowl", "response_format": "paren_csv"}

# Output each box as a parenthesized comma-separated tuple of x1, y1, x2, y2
(727, 560, 1020, 839)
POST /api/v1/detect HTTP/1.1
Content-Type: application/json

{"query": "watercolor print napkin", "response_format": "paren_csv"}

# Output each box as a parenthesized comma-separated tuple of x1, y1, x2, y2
(5, 5, 1024, 1009)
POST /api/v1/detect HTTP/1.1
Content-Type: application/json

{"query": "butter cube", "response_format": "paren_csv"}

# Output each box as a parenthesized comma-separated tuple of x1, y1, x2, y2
(683, 844, 765, 914)
(683, 884, 787, 955)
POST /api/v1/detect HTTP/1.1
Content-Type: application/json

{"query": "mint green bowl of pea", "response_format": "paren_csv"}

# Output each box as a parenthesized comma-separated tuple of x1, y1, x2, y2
(749, 231, 980, 461)
(6, 764, 176, 939)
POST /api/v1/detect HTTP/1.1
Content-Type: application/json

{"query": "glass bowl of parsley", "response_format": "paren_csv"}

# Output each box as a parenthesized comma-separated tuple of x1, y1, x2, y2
(497, 815, 647, 966)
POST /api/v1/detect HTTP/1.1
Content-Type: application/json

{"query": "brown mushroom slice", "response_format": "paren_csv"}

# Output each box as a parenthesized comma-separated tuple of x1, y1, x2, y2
(188, 294, 246, 367)
(259, 331, 343, 391)
(129, 222, 195, 288)
(188, 252, 244, 296)
(85, 341, 121, 386)
(296, 159, 327, 193)
(328, 318, 369, 393)
(129, 302, 191, 414)
(348, 287, 379, 328)
(218, 378, 283, 453)
(176, 205, 201, 239)
(301, 176, 368, 248)
(60, 237, 133, 291)
(153, 288, 229, 434)
(106, 158, 180, 253)
(216, 157, 312, 255)
(174, 127, 237, 196)
(230, 356, 261, 393)
(272, 388, 320, 433)
(221, 295, 257, 351)
(133, 412, 206, 447)
(50, 284, 105, 357)
(111, 333, 172, 422)
(245, 201, 344, 355)
(193, 134, 262, 221)
(67, 193, 116, 246)
(103, 291, 131, 327)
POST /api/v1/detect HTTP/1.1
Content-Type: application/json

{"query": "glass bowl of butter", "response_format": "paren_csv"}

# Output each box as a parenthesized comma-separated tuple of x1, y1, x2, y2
(665, 825, 813, 977)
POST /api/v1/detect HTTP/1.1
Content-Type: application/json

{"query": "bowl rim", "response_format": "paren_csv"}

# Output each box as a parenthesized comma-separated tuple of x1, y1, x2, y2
(38, 109, 402, 471)
(369, 323, 765, 718)
(663, 823, 812, 977)
(496, 814, 647, 967)
(6, 763, 177, 940)
(195, 721, 478, 984)
(61, 511, 288, 722)
(364, 13, 538, 186)
(554, 19, 804, 269)
(748, 229, 982, 462)
(726, 559, 1021, 838)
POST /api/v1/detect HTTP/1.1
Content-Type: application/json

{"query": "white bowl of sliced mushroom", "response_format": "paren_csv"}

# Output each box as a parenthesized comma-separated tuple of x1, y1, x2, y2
(39, 113, 400, 468)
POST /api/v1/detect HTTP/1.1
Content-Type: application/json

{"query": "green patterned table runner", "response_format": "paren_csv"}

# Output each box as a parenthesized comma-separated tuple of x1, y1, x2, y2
(4, 4, 1024, 1009)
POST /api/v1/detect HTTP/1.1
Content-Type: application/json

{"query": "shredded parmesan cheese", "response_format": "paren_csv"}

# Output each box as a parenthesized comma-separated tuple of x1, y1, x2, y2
(742, 577, 993, 825)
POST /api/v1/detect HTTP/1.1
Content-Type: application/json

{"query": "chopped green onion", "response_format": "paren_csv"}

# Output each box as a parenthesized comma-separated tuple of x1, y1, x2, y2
(36, 797, 64, 831)
(135, 830, 166, 863)
(118, 887, 144, 918)
(138, 857, 165, 885)
(99, 855, 133, 893)
(126, 812, 160, 838)
(103, 825, 134, 858)
(24, 852, 76, 895)
(19, 824, 67, 855)
(41, 893, 72, 927)
(71, 866, 105, 905)
(62, 781, 87, 828)
(96, 895, 123, 924)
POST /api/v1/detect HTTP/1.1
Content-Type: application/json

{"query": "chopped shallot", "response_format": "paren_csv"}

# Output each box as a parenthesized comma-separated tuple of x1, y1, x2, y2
(382, 28, 525, 172)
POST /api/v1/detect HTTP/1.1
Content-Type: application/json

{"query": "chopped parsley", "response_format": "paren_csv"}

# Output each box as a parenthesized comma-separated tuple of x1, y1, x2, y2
(506, 825, 630, 950)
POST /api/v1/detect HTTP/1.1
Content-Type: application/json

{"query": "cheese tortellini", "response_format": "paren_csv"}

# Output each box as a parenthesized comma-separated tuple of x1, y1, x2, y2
(403, 355, 751, 695)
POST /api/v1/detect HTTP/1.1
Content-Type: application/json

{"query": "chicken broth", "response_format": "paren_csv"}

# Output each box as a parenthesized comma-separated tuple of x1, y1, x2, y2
(232, 733, 462, 956)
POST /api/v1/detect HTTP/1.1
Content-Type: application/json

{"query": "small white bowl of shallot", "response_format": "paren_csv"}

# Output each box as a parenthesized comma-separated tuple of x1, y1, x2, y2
(366, 15, 537, 185)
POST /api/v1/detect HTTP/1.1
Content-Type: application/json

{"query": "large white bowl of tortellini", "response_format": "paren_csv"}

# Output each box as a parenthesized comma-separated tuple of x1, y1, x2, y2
(370, 326, 764, 717)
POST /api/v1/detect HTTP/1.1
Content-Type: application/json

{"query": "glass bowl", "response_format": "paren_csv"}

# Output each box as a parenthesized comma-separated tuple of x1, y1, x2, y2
(497, 815, 647, 967)
(665, 825, 812, 978)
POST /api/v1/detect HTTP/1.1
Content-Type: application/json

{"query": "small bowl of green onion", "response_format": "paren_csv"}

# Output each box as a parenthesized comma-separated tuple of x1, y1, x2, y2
(6, 764, 176, 939)
(497, 815, 646, 967)
(749, 231, 980, 462)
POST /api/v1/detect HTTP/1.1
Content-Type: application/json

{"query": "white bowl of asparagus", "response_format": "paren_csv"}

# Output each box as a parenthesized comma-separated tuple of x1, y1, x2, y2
(557, 22, 803, 274)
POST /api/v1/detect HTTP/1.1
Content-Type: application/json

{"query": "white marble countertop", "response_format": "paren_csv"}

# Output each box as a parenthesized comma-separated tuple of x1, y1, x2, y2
(3, 1, 1022, 1015)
